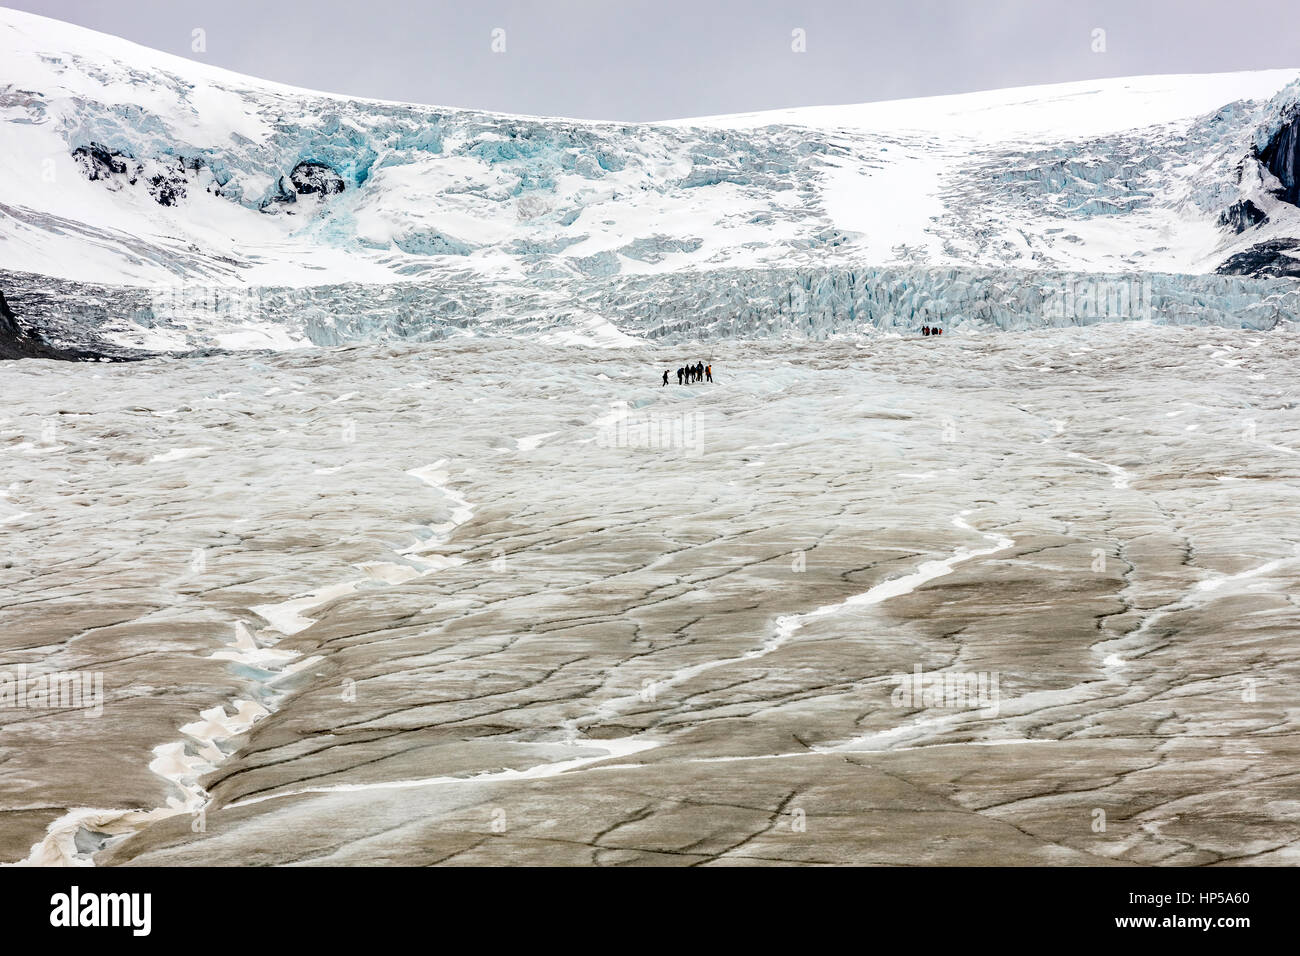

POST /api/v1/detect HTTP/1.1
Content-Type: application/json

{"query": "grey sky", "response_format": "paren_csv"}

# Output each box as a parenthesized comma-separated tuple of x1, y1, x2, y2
(8, 0, 1300, 121)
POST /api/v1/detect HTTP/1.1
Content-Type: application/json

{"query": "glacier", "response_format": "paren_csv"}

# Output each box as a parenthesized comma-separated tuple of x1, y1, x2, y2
(6, 9, 1300, 872)
(4, 264, 1298, 357)
(2, 5, 1300, 349)
(6, 323, 1300, 866)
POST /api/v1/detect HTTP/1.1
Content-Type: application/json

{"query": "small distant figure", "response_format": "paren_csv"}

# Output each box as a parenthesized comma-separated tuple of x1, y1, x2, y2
(677, 367, 684, 384)
(922, 325, 930, 336)
(662, 369, 669, 387)
(934, 327, 943, 336)
(706, 364, 713, 383)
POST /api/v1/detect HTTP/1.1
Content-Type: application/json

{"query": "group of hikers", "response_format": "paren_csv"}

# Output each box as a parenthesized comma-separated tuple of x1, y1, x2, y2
(922, 325, 944, 336)
(664, 361, 712, 386)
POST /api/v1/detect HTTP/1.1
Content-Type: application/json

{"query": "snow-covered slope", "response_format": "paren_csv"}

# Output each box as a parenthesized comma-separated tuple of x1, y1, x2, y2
(3, 6, 1300, 349)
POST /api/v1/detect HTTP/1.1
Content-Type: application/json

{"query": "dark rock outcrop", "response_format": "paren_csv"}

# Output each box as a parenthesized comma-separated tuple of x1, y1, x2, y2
(1216, 238, 1300, 278)
(261, 161, 346, 211)
(0, 286, 138, 362)
(1218, 198, 1268, 233)
(1, 287, 85, 360)
(147, 172, 184, 206)
(289, 161, 345, 196)
(71, 142, 129, 181)
(145, 157, 196, 206)
(72, 144, 192, 206)
(0, 288, 20, 337)
(1257, 109, 1300, 204)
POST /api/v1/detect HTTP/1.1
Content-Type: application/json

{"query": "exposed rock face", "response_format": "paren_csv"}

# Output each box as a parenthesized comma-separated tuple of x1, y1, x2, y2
(289, 161, 345, 196)
(72, 143, 191, 206)
(1, 281, 155, 362)
(0, 287, 100, 360)
(1217, 198, 1268, 233)
(0, 286, 55, 359)
(1215, 238, 1300, 278)
(1213, 113, 1300, 273)
(71, 142, 129, 181)
(1257, 108, 1300, 204)
(145, 159, 192, 207)
(260, 161, 346, 212)
(0, 288, 20, 337)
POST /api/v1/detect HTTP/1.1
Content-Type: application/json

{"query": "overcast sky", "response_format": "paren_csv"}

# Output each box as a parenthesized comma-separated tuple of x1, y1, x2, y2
(8, 0, 1300, 121)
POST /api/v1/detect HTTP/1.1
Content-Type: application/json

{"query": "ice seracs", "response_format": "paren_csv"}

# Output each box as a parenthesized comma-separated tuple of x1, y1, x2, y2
(3, 7, 1300, 351)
